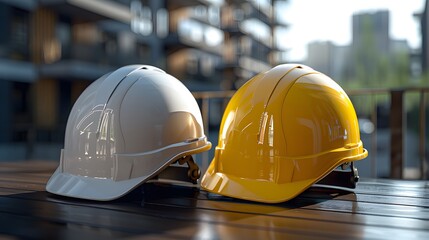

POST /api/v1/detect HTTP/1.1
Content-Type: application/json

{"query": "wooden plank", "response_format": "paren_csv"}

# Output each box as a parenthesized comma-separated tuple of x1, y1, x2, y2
(140, 184, 429, 224)
(0, 195, 333, 239)
(0, 180, 46, 192)
(0, 211, 131, 239)
(0, 173, 51, 184)
(0, 161, 57, 173)
(0, 162, 428, 239)
(3, 184, 429, 238)
(140, 201, 429, 238)
(354, 186, 429, 198)
(300, 188, 429, 208)
(0, 187, 33, 196)
(2, 178, 429, 219)
(358, 180, 429, 190)
(138, 186, 429, 223)
(360, 179, 429, 188)
(0, 162, 54, 193)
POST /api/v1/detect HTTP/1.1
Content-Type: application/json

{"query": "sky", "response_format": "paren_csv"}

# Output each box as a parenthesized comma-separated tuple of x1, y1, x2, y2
(277, 0, 426, 61)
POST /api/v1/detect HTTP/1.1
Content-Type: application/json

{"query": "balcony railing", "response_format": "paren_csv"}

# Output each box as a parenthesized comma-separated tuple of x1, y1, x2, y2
(193, 87, 429, 180)
(60, 44, 145, 66)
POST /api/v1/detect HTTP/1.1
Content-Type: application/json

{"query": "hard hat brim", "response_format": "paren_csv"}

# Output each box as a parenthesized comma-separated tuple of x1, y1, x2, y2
(46, 140, 212, 201)
(201, 165, 314, 203)
(46, 167, 149, 201)
(201, 148, 368, 203)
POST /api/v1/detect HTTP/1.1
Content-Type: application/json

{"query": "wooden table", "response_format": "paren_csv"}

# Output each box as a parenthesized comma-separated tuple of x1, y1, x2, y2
(0, 161, 428, 239)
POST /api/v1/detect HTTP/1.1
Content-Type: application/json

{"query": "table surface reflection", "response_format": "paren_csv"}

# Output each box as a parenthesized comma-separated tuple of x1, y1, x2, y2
(0, 161, 428, 239)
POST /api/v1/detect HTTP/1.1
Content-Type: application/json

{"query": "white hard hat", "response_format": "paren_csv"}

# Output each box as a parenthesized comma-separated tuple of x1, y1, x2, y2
(46, 65, 211, 200)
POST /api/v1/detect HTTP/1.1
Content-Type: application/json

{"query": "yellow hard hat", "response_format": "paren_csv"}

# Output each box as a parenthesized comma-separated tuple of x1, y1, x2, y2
(201, 64, 368, 203)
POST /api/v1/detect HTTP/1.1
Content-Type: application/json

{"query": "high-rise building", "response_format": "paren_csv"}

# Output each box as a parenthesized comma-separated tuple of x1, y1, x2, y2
(346, 10, 411, 86)
(352, 10, 390, 54)
(350, 10, 391, 82)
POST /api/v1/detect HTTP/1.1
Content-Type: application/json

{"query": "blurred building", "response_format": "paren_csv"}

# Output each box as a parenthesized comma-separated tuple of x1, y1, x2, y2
(352, 10, 390, 55)
(305, 41, 349, 82)
(305, 10, 412, 85)
(220, 0, 287, 89)
(348, 10, 391, 84)
(305, 11, 392, 83)
(421, 0, 429, 74)
(0, 0, 287, 160)
(351, 10, 411, 86)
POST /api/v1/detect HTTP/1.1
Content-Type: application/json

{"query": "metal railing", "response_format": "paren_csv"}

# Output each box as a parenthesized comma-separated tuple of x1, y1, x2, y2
(193, 87, 429, 180)
(192, 90, 235, 173)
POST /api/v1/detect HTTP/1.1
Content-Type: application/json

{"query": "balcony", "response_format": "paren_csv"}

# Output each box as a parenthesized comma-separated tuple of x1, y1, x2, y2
(165, 0, 214, 11)
(40, 0, 131, 23)
(166, 17, 223, 55)
(0, 59, 36, 82)
(39, 43, 144, 80)
(231, 1, 272, 24)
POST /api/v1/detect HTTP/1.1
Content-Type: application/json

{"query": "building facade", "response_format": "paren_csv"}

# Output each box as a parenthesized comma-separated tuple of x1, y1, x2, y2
(0, 0, 287, 160)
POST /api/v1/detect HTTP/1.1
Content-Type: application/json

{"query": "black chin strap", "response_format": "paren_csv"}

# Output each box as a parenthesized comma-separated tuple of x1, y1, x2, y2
(315, 162, 359, 189)
(151, 155, 201, 184)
